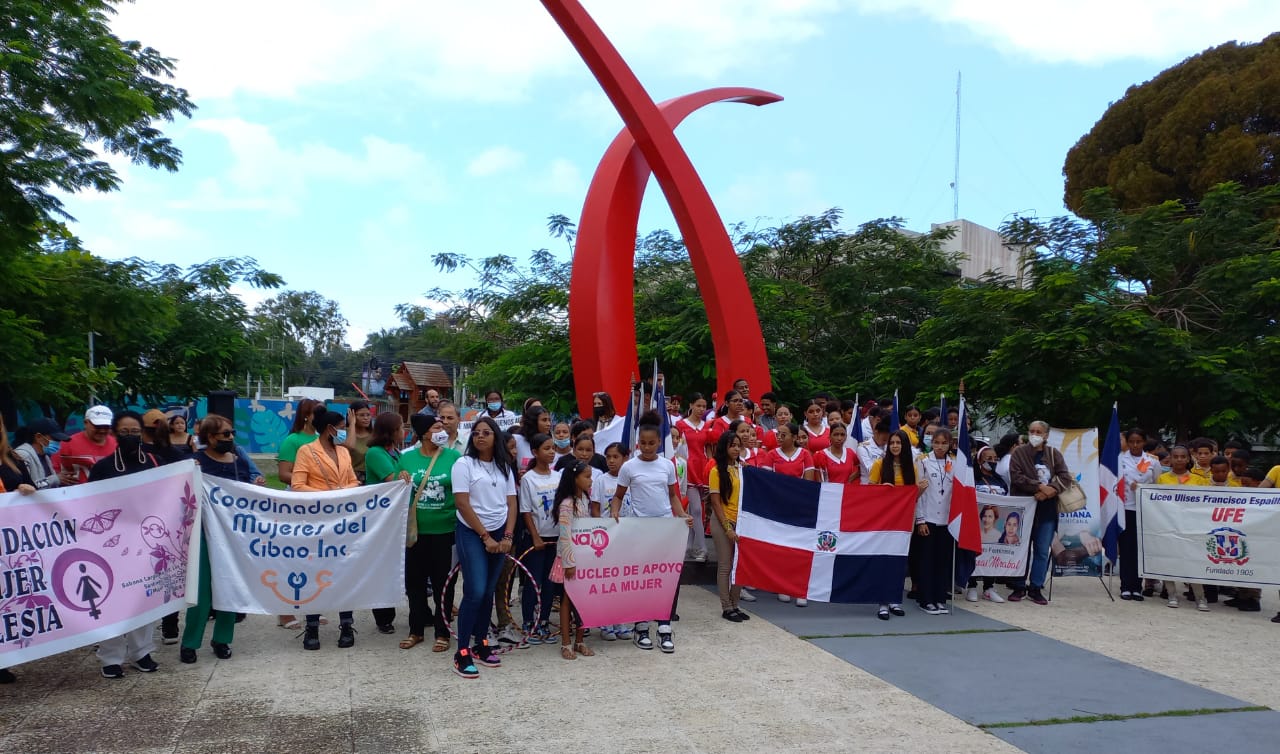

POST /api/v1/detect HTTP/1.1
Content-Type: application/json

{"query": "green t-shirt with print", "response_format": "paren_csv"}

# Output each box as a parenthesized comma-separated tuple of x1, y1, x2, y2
(399, 447, 461, 535)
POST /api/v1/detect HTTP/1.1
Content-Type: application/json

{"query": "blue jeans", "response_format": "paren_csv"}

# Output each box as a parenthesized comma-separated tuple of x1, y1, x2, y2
(521, 540, 557, 627)
(455, 522, 506, 649)
(1014, 515, 1057, 590)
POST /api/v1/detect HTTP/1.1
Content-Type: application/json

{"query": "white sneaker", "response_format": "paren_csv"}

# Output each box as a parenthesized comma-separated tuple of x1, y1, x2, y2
(965, 588, 979, 602)
(777, 594, 791, 603)
(795, 598, 808, 607)
(1197, 599, 1210, 612)
(497, 624, 523, 647)
(982, 588, 1005, 603)
(919, 603, 942, 615)
(1167, 598, 1179, 608)
(739, 589, 756, 603)
(693, 550, 707, 563)
(936, 603, 949, 614)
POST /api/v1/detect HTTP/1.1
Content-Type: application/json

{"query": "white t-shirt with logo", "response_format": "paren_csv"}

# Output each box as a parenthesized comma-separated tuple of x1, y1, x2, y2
(616, 456, 677, 518)
(518, 468, 560, 537)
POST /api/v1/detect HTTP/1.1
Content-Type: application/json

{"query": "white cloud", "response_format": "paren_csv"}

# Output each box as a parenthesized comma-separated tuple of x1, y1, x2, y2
(467, 146, 526, 177)
(185, 118, 445, 214)
(852, 0, 1280, 64)
(110, 1, 841, 102)
(538, 158, 585, 196)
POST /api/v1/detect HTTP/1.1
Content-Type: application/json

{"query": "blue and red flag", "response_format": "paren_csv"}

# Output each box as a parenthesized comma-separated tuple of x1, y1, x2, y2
(1099, 402, 1125, 564)
(850, 392, 864, 444)
(890, 389, 900, 432)
(949, 397, 983, 586)
(733, 467, 916, 603)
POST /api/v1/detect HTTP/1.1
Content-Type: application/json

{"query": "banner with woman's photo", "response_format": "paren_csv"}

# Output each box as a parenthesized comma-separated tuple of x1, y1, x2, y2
(972, 493, 1035, 578)
(1049, 427, 1106, 577)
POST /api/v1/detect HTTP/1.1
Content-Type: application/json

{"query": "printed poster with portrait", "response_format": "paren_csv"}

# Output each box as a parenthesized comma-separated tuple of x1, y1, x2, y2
(972, 493, 1035, 578)
(1049, 427, 1105, 577)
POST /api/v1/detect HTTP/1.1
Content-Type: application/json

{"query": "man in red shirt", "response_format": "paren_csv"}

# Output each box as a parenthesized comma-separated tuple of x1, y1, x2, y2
(53, 405, 117, 484)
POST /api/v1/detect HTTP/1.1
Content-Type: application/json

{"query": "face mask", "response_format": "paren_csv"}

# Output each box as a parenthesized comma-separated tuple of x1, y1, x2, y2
(334, 429, 348, 444)
(430, 431, 449, 446)
(44, 440, 61, 455)
(214, 440, 236, 454)
(554, 437, 571, 449)
(119, 435, 142, 453)
(1160, 465, 1172, 475)
(922, 436, 933, 450)
(1028, 434, 1045, 448)
(487, 401, 503, 412)
(592, 406, 606, 419)
(983, 461, 996, 472)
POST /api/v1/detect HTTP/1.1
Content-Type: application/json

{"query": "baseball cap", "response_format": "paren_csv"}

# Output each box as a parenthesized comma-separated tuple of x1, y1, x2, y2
(142, 409, 167, 429)
(29, 418, 71, 442)
(84, 405, 114, 427)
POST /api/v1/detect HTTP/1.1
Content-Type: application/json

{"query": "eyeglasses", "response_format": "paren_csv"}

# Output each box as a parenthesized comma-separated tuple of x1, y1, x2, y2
(472, 430, 494, 437)
(214, 430, 236, 439)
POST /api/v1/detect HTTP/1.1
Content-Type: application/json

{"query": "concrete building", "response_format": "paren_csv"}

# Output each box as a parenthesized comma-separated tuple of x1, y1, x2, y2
(930, 218, 1030, 286)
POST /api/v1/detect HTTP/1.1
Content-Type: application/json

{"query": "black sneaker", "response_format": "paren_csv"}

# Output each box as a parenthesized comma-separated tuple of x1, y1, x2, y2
(1007, 589, 1027, 602)
(1270, 612, 1280, 624)
(657, 631, 674, 653)
(1141, 586, 1155, 597)
(132, 654, 159, 673)
(376, 623, 395, 635)
(1028, 589, 1049, 606)
(1131, 593, 1144, 602)
(472, 640, 501, 667)
(211, 642, 232, 660)
(731, 609, 751, 621)
(338, 623, 356, 648)
(101, 664, 125, 679)
(634, 629, 653, 650)
(0, 668, 15, 684)
(302, 625, 320, 650)
(722, 610, 745, 622)
(453, 649, 479, 679)
(179, 647, 197, 664)
(1236, 598, 1261, 612)
(161, 614, 180, 645)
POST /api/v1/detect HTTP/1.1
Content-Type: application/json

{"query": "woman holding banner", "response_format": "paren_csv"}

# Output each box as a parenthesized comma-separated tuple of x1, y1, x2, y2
(451, 416, 518, 679)
(291, 411, 361, 650)
(182, 414, 257, 664)
(88, 411, 163, 678)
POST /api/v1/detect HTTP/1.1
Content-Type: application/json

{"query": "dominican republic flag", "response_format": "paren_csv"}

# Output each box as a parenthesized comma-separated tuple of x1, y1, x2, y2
(890, 389, 900, 432)
(1099, 402, 1125, 564)
(733, 467, 916, 603)
(949, 398, 983, 585)
(850, 393, 864, 444)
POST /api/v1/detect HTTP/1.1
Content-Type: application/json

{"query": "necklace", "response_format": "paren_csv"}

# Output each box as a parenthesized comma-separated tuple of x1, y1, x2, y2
(480, 458, 499, 487)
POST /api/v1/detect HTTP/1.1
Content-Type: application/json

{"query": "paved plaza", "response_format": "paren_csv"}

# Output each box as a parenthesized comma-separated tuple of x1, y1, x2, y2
(1, 576, 1276, 753)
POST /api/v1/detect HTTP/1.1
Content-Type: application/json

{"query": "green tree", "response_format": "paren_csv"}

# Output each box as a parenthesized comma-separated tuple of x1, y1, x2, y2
(250, 292, 349, 387)
(1064, 32, 1280, 214)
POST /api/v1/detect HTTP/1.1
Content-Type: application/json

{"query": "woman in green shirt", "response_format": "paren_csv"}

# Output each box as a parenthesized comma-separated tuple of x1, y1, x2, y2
(277, 398, 322, 487)
(363, 411, 410, 633)
(398, 412, 461, 652)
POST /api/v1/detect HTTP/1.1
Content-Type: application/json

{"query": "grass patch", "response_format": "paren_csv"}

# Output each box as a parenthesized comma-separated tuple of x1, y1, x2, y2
(980, 706, 1271, 729)
(263, 473, 286, 490)
(800, 627, 1026, 640)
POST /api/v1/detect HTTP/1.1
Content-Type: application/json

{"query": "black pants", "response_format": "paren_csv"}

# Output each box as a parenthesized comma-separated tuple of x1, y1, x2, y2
(372, 607, 396, 628)
(914, 523, 954, 606)
(1119, 510, 1140, 592)
(406, 532, 455, 639)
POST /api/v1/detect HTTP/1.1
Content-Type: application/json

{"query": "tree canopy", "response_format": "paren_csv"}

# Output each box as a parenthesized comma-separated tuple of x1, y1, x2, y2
(1064, 32, 1280, 214)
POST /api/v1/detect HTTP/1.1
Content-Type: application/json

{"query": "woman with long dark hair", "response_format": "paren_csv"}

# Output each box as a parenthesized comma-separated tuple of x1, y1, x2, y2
(450, 416, 518, 678)
(277, 398, 321, 487)
(867, 429, 919, 621)
(707, 431, 749, 622)
(513, 405, 551, 473)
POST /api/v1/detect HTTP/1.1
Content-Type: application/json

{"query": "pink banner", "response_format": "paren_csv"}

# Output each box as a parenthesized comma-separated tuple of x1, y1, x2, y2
(561, 517, 687, 627)
(0, 462, 195, 667)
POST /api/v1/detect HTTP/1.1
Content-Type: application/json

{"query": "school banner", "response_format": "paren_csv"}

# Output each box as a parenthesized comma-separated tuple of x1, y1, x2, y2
(561, 517, 687, 627)
(0, 462, 196, 667)
(972, 493, 1035, 578)
(200, 476, 410, 613)
(1138, 485, 1280, 587)
(1049, 427, 1106, 577)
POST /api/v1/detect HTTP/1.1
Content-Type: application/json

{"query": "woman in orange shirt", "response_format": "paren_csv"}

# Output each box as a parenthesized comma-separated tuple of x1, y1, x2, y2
(292, 410, 362, 651)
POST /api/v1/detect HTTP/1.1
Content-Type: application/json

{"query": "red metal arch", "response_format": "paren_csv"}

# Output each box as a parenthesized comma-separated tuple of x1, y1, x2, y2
(540, 0, 777, 416)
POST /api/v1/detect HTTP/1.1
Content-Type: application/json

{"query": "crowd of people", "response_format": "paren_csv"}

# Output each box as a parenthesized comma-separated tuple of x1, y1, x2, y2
(2, 383, 1279, 685)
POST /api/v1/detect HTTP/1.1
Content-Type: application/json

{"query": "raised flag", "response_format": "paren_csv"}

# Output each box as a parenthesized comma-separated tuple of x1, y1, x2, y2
(949, 398, 983, 563)
(850, 392, 863, 443)
(733, 467, 916, 603)
(618, 380, 636, 453)
(939, 393, 948, 426)
(1099, 402, 1125, 564)
(890, 389, 900, 432)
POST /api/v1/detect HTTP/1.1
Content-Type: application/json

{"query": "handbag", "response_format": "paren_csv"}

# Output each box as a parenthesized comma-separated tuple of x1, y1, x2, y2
(407, 450, 440, 548)
(549, 556, 565, 584)
(1056, 478, 1087, 513)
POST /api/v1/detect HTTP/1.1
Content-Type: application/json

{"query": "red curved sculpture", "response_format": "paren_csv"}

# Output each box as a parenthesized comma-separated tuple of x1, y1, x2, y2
(570, 88, 782, 416)
(540, 0, 777, 416)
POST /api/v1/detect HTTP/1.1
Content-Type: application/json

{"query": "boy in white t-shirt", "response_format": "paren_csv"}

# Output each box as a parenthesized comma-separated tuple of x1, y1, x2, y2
(609, 418, 692, 654)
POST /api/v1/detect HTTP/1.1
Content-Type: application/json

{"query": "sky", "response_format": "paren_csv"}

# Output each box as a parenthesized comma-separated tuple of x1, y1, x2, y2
(63, 0, 1280, 350)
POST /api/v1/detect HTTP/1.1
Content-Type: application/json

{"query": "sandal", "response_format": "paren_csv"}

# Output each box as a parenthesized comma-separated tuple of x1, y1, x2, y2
(432, 637, 449, 653)
(574, 642, 595, 657)
(560, 644, 576, 660)
(399, 634, 425, 650)
(278, 617, 301, 630)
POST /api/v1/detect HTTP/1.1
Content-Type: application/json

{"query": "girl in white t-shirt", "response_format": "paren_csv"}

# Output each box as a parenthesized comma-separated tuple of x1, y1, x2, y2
(609, 416, 692, 654)
(517, 434, 559, 642)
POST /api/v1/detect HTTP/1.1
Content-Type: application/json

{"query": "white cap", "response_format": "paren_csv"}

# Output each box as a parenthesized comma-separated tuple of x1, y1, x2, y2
(84, 405, 114, 427)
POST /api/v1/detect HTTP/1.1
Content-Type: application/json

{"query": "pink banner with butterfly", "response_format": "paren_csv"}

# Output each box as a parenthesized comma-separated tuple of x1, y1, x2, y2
(0, 461, 196, 667)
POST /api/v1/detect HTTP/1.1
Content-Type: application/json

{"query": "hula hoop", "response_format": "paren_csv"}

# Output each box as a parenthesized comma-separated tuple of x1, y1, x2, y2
(444, 551, 541, 652)
(495, 545, 536, 629)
